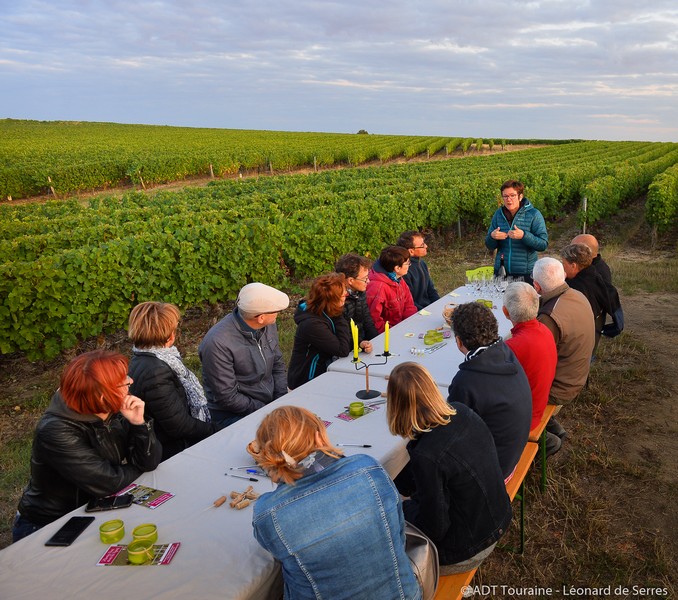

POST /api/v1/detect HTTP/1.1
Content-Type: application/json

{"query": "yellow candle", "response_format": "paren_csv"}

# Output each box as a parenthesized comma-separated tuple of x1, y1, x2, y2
(384, 321, 390, 354)
(350, 318, 359, 359)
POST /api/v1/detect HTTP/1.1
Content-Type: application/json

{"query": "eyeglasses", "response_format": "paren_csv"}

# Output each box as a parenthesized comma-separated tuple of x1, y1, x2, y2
(402, 260, 411, 266)
(118, 377, 133, 389)
(352, 275, 369, 283)
(502, 193, 519, 200)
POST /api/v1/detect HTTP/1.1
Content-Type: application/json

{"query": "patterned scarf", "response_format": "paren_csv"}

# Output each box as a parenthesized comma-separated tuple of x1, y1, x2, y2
(133, 345, 211, 422)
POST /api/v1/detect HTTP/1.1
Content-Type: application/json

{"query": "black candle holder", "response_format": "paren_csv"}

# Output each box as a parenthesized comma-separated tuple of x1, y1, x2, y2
(351, 354, 390, 399)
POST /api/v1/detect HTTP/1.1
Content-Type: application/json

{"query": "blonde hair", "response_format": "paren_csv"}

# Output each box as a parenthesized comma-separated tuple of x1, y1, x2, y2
(128, 302, 181, 348)
(387, 362, 456, 439)
(247, 406, 342, 484)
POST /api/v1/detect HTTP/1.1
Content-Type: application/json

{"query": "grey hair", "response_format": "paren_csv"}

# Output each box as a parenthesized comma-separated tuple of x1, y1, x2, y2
(504, 282, 539, 323)
(532, 257, 566, 293)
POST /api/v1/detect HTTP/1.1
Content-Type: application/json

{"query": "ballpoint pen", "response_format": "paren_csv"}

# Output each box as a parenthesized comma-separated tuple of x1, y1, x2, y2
(336, 444, 372, 448)
(227, 473, 259, 482)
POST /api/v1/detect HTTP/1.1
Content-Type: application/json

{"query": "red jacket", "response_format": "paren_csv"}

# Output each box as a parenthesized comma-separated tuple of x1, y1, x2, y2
(366, 265, 417, 333)
(505, 319, 557, 430)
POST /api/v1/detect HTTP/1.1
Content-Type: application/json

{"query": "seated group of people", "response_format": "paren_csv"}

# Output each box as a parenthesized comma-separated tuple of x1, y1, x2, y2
(12, 195, 621, 598)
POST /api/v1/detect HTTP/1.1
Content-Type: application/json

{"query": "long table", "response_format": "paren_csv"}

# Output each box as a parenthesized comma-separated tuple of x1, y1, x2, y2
(329, 286, 513, 388)
(0, 285, 501, 599)
(0, 372, 450, 600)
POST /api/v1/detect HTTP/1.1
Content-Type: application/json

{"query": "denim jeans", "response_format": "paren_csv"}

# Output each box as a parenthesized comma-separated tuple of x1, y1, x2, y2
(12, 512, 44, 543)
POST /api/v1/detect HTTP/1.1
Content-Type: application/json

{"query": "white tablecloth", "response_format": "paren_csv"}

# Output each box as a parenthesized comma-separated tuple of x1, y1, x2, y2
(329, 286, 513, 388)
(1, 372, 448, 600)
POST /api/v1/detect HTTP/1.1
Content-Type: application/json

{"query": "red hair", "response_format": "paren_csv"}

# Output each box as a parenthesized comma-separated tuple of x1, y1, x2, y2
(306, 273, 347, 317)
(60, 350, 129, 415)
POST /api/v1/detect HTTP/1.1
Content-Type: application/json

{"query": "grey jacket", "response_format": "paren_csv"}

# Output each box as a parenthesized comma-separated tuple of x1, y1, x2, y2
(199, 309, 287, 416)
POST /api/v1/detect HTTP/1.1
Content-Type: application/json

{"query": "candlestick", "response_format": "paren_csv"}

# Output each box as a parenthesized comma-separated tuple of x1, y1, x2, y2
(384, 321, 390, 354)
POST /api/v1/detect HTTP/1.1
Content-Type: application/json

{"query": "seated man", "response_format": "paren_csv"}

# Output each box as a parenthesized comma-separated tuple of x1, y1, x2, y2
(334, 253, 377, 354)
(199, 282, 289, 427)
(571, 233, 612, 284)
(561, 243, 616, 349)
(570, 234, 624, 338)
(396, 230, 440, 310)
(503, 282, 558, 452)
(366, 246, 417, 333)
(447, 302, 532, 480)
(533, 258, 596, 449)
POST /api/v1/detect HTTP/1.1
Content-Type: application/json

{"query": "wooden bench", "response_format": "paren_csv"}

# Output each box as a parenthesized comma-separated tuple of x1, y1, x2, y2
(528, 404, 558, 492)
(433, 567, 476, 600)
(433, 441, 539, 599)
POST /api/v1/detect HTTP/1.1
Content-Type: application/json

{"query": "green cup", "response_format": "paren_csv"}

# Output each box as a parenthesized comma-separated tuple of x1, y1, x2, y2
(132, 523, 158, 545)
(349, 401, 365, 417)
(99, 519, 125, 544)
(424, 330, 438, 345)
(127, 539, 155, 565)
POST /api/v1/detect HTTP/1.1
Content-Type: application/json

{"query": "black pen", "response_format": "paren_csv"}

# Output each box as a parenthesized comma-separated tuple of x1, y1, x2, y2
(336, 444, 372, 448)
(227, 473, 259, 482)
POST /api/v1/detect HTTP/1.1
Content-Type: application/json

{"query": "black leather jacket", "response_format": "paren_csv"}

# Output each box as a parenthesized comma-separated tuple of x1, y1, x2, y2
(17, 391, 162, 526)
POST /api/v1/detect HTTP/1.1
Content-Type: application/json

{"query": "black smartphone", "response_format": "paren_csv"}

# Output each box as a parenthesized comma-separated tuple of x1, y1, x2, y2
(85, 493, 134, 512)
(44, 516, 95, 546)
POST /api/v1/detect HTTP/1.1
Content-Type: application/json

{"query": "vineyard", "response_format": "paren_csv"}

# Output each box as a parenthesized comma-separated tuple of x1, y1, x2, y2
(1, 131, 677, 359)
(0, 120, 533, 200)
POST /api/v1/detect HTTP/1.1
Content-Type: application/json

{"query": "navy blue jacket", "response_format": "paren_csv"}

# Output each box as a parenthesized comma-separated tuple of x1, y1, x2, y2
(403, 256, 440, 310)
(447, 341, 532, 478)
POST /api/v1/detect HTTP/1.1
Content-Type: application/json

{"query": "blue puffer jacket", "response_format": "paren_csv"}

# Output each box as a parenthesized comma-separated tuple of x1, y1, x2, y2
(485, 198, 548, 277)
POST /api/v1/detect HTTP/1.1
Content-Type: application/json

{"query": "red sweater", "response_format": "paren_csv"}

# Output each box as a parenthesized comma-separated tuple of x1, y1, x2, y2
(505, 319, 557, 430)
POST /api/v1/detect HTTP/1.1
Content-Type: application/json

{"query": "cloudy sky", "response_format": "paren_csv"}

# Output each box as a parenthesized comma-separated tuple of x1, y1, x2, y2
(1, 1, 677, 141)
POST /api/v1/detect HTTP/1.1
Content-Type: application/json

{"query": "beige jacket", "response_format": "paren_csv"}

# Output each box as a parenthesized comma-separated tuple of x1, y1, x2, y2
(538, 283, 595, 404)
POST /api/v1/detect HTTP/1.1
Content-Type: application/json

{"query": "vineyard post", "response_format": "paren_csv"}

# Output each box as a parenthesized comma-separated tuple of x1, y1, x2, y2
(314, 156, 317, 172)
(269, 161, 273, 175)
(47, 176, 57, 198)
(209, 164, 215, 179)
(581, 196, 588, 233)
(457, 216, 462, 240)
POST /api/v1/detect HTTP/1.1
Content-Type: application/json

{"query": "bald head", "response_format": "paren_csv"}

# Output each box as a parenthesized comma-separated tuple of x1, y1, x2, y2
(571, 234, 599, 256)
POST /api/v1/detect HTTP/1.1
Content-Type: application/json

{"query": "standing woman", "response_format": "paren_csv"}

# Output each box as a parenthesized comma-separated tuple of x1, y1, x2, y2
(287, 273, 352, 390)
(387, 362, 511, 574)
(248, 406, 422, 600)
(485, 179, 548, 284)
(128, 301, 219, 461)
(13, 350, 162, 542)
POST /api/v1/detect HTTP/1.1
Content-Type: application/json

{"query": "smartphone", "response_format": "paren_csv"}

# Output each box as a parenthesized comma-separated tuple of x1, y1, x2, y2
(85, 493, 134, 512)
(44, 516, 95, 546)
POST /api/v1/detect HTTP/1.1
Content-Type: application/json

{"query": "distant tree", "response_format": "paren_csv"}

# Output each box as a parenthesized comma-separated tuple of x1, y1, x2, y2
(357, 129, 369, 135)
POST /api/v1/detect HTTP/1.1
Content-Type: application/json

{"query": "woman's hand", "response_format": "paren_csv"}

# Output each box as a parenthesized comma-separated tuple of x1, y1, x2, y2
(491, 227, 508, 240)
(120, 394, 146, 426)
(360, 340, 373, 353)
(507, 225, 524, 239)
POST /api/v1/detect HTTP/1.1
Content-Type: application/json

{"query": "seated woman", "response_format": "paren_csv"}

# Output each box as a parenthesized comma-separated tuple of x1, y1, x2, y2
(13, 350, 162, 543)
(387, 362, 512, 574)
(287, 273, 352, 389)
(128, 301, 220, 460)
(366, 245, 417, 333)
(247, 406, 421, 600)
(334, 253, 377, 353)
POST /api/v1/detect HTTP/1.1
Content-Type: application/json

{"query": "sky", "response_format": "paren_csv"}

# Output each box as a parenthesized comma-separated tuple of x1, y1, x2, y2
(1, 1, 677, 141)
